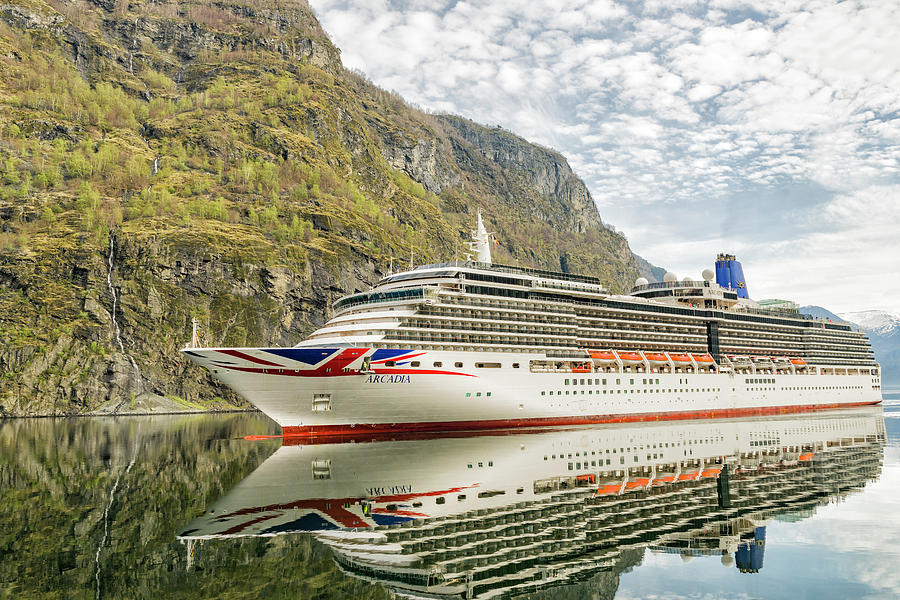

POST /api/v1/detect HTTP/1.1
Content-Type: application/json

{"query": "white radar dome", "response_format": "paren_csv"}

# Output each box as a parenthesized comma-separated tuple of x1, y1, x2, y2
(702, 268, 715, 281)
(663, 271, 677, 283)
(634, 277, 649, 287)
(682, 276, 694, 284)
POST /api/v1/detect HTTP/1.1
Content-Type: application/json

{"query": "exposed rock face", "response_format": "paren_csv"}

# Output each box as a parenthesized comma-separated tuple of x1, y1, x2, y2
(0, 0, 654, 415)
(439, 115, 603, 233)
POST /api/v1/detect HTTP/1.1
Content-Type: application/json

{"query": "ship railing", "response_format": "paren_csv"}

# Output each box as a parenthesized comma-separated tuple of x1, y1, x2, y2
(631, 281, 712, 292)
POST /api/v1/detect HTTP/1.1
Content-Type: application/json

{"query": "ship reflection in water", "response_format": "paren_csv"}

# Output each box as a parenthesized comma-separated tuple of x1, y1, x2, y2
(179, 408, 885, 598)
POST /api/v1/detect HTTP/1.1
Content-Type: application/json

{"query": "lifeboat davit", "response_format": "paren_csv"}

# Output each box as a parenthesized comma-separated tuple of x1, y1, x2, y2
(615, 351, 643, 363)
(669, 353, 692, 363)
(790, 358, 807, 366)
(644, 352, 669, 363)
(589, 350, 616, 362)
(691, 354, 715, 364)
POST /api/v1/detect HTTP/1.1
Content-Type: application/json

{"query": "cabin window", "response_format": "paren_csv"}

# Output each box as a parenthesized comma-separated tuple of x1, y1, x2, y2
(385, 361, 396, 367)
(565, 379, 570, 385)
(411, 361, 420, 367)
(476, 362, 501, 368)
(476, 392, 481, 397)
(455, 362, 463, 368)
(513, 363, 520, 368)
(436, 497, 445, 505)
(434, 361, 442, 367)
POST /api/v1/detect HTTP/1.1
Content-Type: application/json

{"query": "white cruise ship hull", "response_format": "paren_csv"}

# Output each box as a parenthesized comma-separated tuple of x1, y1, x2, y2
(182, 346, 882, 436)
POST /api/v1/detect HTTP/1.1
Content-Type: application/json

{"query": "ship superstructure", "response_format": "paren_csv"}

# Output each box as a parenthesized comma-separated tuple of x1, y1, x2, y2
(178, 408, 886, 598)
(182, 215, 882, 435)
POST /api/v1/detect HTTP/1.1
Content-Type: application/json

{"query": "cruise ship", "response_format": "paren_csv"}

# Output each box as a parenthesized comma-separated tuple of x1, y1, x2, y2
(182, 214, 883, 436)
(177, 408, 886, 598)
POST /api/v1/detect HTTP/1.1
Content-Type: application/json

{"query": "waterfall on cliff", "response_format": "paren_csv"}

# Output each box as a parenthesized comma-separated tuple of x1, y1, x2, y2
(106, 236, 143, 397)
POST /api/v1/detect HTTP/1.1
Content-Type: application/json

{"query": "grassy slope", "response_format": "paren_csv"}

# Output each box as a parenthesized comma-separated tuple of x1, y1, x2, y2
(0, 0, 642, 414)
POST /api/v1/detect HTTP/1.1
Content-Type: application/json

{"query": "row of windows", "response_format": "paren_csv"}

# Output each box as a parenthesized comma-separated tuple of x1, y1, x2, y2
(541, 387, 720, 396)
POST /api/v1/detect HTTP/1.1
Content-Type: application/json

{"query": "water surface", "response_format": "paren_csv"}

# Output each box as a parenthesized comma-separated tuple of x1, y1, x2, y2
(1, 405, 896, 599)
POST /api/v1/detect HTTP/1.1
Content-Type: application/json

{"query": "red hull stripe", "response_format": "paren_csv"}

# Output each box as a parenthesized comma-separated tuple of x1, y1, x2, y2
(280, 401, 881, 437)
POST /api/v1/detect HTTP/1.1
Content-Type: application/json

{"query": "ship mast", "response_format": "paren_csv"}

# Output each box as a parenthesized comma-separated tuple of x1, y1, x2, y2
(470, 211, 492, 264)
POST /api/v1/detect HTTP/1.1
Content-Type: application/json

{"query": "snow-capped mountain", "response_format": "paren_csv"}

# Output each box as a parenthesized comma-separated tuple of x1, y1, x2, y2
(838, 310, 900, 336)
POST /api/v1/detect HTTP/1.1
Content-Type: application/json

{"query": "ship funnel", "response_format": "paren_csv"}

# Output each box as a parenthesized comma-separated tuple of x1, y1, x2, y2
(715, 253, 749, 299)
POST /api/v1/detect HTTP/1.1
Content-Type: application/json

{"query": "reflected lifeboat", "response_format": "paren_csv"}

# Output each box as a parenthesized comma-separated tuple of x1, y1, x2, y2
(595, 481, 621, 496)
(615, 351, 643, 363)
(589, 350, 616, 362)
(701, 466, 723, 478)
(624, 477, 651, 489)
(790, 358, 807, 366)
(669, 353, 692, 363)
(644, 352, 669, 363)
(691, 354, 715, 364)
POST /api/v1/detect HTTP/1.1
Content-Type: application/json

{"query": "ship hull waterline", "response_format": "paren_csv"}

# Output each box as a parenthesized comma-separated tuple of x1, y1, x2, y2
(183, 346, 883, 438)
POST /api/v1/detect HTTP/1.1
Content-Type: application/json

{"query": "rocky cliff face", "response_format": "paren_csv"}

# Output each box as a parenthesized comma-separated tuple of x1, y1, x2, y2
(0, 0, 650, 415)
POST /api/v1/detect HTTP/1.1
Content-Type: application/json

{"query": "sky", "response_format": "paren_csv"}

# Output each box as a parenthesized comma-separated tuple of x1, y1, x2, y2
(308, 0, 900, 315)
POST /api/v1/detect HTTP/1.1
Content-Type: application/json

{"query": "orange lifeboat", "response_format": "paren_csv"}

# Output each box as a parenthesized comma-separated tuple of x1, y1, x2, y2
(691, 354, 715, 363)
(616, 351, 643, 363)
(669, 353, 692, 363)
(571, 362, 591, 373)
(589, 350, 616, 361)
(790, 358, 807, 366)
(644, 352, 669, 363)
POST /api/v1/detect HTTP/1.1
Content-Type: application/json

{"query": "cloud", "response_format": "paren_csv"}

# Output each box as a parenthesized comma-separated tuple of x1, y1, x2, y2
(309, 0, 900, 313)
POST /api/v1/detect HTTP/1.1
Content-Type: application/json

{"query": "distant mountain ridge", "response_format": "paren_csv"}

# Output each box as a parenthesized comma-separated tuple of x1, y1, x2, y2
(800, 306, 899, 387)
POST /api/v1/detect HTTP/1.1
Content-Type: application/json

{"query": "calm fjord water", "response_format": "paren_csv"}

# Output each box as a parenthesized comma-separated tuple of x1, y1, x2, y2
(1, 404, 897, 600)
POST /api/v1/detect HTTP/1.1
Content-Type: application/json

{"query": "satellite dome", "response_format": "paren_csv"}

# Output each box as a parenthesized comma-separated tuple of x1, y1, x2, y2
(702, 268, 715, 281)
(634, 277, 649, 287)
(663, 271, 677, 283)
(682, 276, 694, 284)
(721, 554, 734, 567)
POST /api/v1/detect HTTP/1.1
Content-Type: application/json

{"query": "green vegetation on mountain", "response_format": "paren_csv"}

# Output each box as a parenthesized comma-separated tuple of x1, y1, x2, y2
(0, 0, 646, 415)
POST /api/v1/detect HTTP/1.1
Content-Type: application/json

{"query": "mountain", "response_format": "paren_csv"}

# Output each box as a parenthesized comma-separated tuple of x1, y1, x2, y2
(800, 306, 899, 388)
(0, 0, 649, 415)
(798, 306, 848, 324)
(838, 310, 900, 336)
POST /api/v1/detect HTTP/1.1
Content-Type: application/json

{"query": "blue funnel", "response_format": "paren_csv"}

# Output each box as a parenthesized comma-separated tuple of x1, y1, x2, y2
(715, 253, 749, 299)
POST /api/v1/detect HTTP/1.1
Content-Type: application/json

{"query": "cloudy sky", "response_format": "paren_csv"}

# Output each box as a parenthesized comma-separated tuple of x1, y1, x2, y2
(309, 0, 900, 315)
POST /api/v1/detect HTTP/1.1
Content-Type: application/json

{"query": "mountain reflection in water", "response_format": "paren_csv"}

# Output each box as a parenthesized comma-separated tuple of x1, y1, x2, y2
(177, 407, 885, 599)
